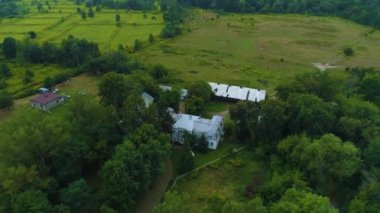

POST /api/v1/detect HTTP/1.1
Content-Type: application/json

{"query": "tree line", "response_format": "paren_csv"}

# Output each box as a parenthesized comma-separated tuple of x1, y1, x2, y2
(82, 0, 155, 10)
(2, 36, 100, 67)
(178, 0, 380, 28)
(0, 0, 28, 18)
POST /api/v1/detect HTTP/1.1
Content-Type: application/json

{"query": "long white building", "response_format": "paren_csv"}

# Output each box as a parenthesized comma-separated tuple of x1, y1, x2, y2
(208, 82, 266, 102)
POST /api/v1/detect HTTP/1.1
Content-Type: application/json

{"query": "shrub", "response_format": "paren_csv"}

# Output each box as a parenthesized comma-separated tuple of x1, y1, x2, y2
(0, 90, 13, 109)
(344, 47, 354, 56)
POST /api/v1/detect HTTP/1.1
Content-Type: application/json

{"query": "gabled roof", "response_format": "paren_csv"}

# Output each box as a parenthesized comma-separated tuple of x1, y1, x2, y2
(159, 85, 188, 98)
(172, 113, 223, 136)
(142, 92, 154, 107)
(159, 85, 172, 92)
(209, 82, 266, 102)
(193, 115, 223, 136)
(173, 114, 200, 132)
(31, 92, 61, 105)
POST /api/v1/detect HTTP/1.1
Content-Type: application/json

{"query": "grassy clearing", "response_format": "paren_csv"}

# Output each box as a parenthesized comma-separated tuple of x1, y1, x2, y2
(0, 0, 164, 51)
(0, 74, 99, 126)
(203, 101, 231, 119)
(173, 149, 260, 212)
(3, 62, 69, 94)
(136, 12, 380, 92)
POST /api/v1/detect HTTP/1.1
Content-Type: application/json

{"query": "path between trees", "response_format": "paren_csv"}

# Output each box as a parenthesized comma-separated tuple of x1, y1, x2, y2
(134, 145, 247, 212)
(134, 159, 173, 213)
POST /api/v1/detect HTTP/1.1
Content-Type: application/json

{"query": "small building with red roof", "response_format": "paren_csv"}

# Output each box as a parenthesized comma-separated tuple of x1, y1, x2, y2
(31, 92, 64, 111)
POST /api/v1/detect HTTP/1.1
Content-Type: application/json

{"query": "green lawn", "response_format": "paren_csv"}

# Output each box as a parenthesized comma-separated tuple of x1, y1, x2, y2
(203, 101, 231, 119)
(136, 12, 380, 93)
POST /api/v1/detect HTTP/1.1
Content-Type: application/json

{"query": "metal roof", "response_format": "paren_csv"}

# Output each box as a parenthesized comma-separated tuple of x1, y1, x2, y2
(209, 82, 266, 102)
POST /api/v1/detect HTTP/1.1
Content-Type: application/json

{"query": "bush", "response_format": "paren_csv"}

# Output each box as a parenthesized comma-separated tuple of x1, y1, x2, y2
(1, 64, 12, 77)
(28, 31, 37, 39)
(0, 90, 13, 109)
(14, 88, 37, 99)
(344, 47, 354, 56)
(0, 79, 8, 89)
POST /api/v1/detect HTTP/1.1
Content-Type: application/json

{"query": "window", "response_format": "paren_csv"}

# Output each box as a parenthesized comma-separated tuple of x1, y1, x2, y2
(209, 142, 213, 147)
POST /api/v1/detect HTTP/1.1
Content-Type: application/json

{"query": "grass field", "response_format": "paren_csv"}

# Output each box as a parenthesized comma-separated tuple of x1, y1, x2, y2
(172, 149, 261, 212)
(136, 12, 380, 92)
(3, 62, 70, 94)
(0, 0, 164, 51)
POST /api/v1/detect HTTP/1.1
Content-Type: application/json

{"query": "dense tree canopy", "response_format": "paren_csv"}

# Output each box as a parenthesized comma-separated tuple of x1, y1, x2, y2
(271, 188, 338, 213)
(101, 124, 170, 211)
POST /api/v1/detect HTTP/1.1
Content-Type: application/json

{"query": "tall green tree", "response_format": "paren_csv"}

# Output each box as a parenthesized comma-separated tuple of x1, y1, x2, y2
(177, 141, 195, 174)
(149, 33, 154, 43)
(278, 134, 361, 194)
(154, 191, 192, 213)
(134, 39, 142, 51)
(100, 141, 147, 211)
(0, 90, 13, 109)
(1, 165, 40, 196)
(122, 92, 145, 133)
(287, 94, 336, 136)
(230, 101, 256, 140)
(12, 190, 51, 213)
(271, 188, 338, 213)
(222, 197, 266, 213)
(276, 71, 341, 101)
(2, 37, 17, 59)
(67, 95, 121, 163)
(98, 72, 130, 110)
(185, 96, 204, 115)
(60, 178, 93, 212)
(52, 139, 89, 183)
(88, 7, 94, 17)
(188, 80, 212, 102)
(1, 64, 12, 77)
(359, 74, 380, 106)
(364, 138, 380, 168)
(349, 182, 380, 213)
(101, 124, 170, 211)
(2, 116, 69, 175)
(247, 99, 288, 147)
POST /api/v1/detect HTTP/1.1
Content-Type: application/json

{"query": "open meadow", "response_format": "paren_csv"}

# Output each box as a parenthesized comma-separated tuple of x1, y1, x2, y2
(172, 149, 262, 212)
(136, 12, 380, 92)
(0, 0, 164, 51)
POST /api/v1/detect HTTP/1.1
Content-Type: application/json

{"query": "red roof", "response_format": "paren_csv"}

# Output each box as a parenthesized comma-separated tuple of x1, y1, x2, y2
(31, 92, 61, 105)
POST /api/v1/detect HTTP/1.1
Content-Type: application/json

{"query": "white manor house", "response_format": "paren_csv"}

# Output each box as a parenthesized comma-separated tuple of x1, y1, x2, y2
(169, 109, 224, 150)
